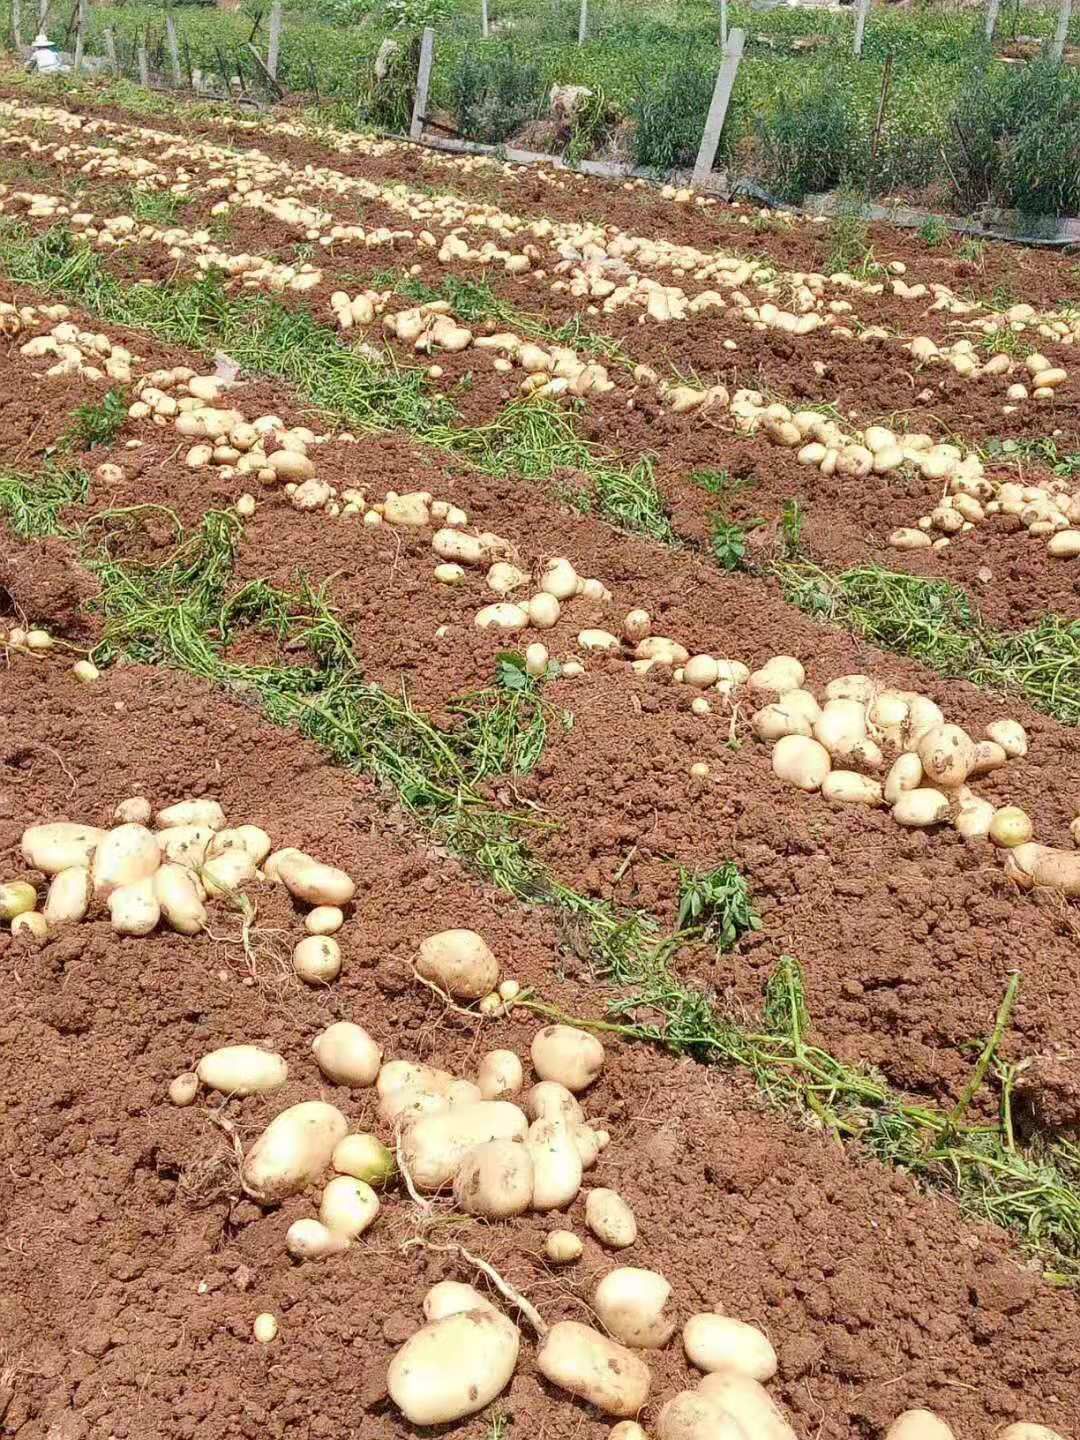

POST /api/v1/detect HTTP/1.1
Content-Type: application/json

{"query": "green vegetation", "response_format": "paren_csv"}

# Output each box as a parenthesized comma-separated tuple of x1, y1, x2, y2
(68, 387, 128, 450)
(0, 463, 86, 538)
(918, 215, 950, 248)
(710, 516, 759, 571)
(676, 862, 761, 952)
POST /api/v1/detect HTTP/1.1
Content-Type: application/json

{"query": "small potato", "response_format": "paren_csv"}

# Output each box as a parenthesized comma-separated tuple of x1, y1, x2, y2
(917, 724, 976, 789)
(21, 822, 103, 876)
(306, 905, 344, 935)
(400, 1100, 528, 1191)
(156, 799, 226, 831)
(253, 1313, 278, 1343)
(378, 1060, 480, 1124)
(154, 863, 207, 935)
(885, 1412, 957, 1440)
(319, 1175, 379, 1238)
(573, 1124, 609, 1170)
(892, 789, 949, 828)
(332, 1133, 395, 1185)
(986, 719, 1028, 758)
(697, 1372, 796, 1440)
(293, 935, 341, 985)
(114, 797, 152, 825)
(275, 850, 355, 907)
(956, 789, 995, 842)
(536, 1321, 652, 1417)
(242, 1101, 348, 1203)
(389, 1310, 520, 1425)
(586, 1188, 637, 1248)
(416, 928, 499, 1001)
(168, 1072, 199, 1106)
(93, 824, 161, 899)
(990, 806, 1033, 848)
(884, 753, 923, 804)
(749, 656, 805, 698)
(313, 1021, 382, 1086)
(476, 1049, 524, 1100)
(623, 609, 651, 642)
(611, 1424, 648, 1440)
(997, 1427, 1066, 1440)
(771, 735, 831, 792)
(659, 1391, 745, 1440)
(453, 1138, 534, 1217)
(594, 1267, 674, 1348)
(546, 1229, 583, 1263)
(528, 1118, 584, 1210)
(682, 1313, 777, 1380)
(531, 1024, 604, 1092)
(197, 1045, 287, 1096)
(108, 875, 160, 936)
(970, 740, 1007, 776)
(423, 1282, 497, 1321)
(12, 911, 47, 940)
(286, 1217, 349, 1261)
(752, 704, 812, 743)
(0, 881, 37, 921)
(526, 1081, 584, 1125)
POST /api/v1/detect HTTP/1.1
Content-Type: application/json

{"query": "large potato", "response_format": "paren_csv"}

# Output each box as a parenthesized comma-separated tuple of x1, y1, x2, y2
(21, 822, 103, 875)
(683, 1314, 776, 1380)
(400, 1101, 528, 1191)
(197, 1045, 287, 1095)
(416, 928, 499, 1000)
(527, 1118, 583, 1209)
(917, 724, 976, 788)
(453, 1139, 533, 1217)
(312, 1021, 382, 1086)
(93, 824, 161, 899)
(594, 1267, 674, 1348)
(697, 1372, 796, 1440)
(536, 1321, 651, 1417)
(885, 1412, 957, 1440)
(531, 1025, 605, 1092)
(771, 735, 830, 792)
(388, 1309, 520, 1424)
(242, 1101, 348, 1203)
(274, 849, 355, 906)
(659, 1391, 745, 1440)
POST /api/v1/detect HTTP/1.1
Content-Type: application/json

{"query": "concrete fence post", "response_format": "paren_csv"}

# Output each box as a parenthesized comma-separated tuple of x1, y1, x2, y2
(1051, 0, 1072, 60)
(853, 0, 870, 56)
(984, 0, 1001, 41)
(165, 13, 182, 84)
(409, 25, 434, 141)
(578, 0, 587, 45)
(692, 27, 745, 188)
(267, 0, 282, 79)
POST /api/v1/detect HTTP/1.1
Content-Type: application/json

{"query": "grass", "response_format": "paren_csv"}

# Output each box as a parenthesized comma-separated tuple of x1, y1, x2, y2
(124, 186, 191, 225)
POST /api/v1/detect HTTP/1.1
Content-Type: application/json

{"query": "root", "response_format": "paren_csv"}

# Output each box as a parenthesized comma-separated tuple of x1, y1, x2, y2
(411, 963, 484, 1019)
(401, 1237, 548, 1336)
(394, 1130, 436, 1215)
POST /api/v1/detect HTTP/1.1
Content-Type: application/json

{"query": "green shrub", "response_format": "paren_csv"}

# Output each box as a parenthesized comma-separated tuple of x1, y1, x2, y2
(448, 44, 546, 142)
(630, 55, 715, 171)
(754, 73, 859, 200)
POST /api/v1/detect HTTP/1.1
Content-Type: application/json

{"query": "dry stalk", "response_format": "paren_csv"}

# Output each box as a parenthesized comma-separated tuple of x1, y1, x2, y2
(401, 1237, 548, 1336)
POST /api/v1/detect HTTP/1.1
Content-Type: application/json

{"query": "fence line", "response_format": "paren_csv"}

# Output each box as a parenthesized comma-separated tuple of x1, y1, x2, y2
(692, 26, 744, 188)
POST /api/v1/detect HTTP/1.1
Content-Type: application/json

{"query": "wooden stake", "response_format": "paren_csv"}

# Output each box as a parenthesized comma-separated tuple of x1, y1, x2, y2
(985, 0, 1001, 41)
(578, 0, 587, 45)
(853, 0, 870, 56)
(267, 0, 282, 80)
(410, 25, 434, 141)
(481, 0, 489, 38)
(165, 13, 182, 85)
(138, 38, 149, 88)
(104, 25, 117, 74)
(692, 27, 744, 188)
(870, 52, 893, 163)
(1051, 0, 1072, 60)
(12, 0, 22, 52)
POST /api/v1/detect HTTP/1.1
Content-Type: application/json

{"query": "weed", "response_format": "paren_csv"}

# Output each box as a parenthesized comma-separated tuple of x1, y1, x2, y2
(956, 236, 987, 268)
(676, 863, 762, 952)
(780, 498, 806, 560)
(68, 388, 128, 450)
(124, 187, 190, 225)
(918, 215, 950, 248)
(631, 56, 717, 172)
(825, 192, 879, 277)
(978, 325, 1031, 359)
(711, 516, 761, 571)
(449, 45, 546, 144)
(689, 468, 749, 501)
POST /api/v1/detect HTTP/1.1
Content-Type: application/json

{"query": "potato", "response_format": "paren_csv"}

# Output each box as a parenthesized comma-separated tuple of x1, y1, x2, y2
(683, 1314, 776, 1380)
(400, 1101, 528, 1191)
(825, 675, 876, 704)
(527, 1081, 584, 1125)
(242, 1100, 348, 1202)
(776, 688, 821, 722)
(611, 1424, 648, 1440)
(892, 789, 949, 828)
(573, 1124, 610, 1169)
(989, 806, 1033, 848)
(684, 655, 719, 688)
(902, 696, 945, 751)
(417, 928, 499, 1000)
(771, 735, 830, 791)
(197, 1045, 287, 1096)
(546, 1229, 583, 1263)
(319, 1174, 379, 1238)
(253, 1313, 278, 1343)
(1004, 843, 1080, 895)
(168, 1072, 199, 1106)
(285, 1217, 349, 1260)
(956, 789, 995, 842)
(528, 1118, 584, 1209)
(156, 799, 226, 831)
(42, 867, 89, 926)
(822, 771, 881, 805)
(884, 753, 923, 804)
(156, 824, 215, 864)
(153, 863, 208, 934)
(477, 1049, 524, 1099)
(93, 824, 161, 899)
(659, 1391, 745, 1440)
(433, 528, 487, 565)
(454, 1138, 534, 1217)
(114, 797, 151, 825)
(0, 881, 37, 921)
(109, 876, 160, 936)
(749, 656, 805, 698)
(636, 636, 690, 666)
(586, 1188, 637, 1248)
(477, 602, 529, 631)
(423, 1281, 497, 1321)
(312, 1021, 381, 1086)
(868, 690, 910, 746)
(623, 610, 651, 642)
(389, 1309, 520, 1424)
(594, 1267, 674, 1348)
(275, 850, 355, 906)
(970, 740, 1007, 776)
(209, 825, 272, 865)
(378, 1060, 480, 1123)
(531, 1024, 604, 1092)
(814, 699, 867, 755)
(333, 1133, 394, 1186)
(21, 822, 103, 875)
(917, 724, 976, 789)
(12, 911, 47, 940)
(537, 1321, 651, 1417)
(541, 557, 580, 600)
(885, 1412, 957, 1440)
(752, 704, 813, 743)
(293, 935, 341, 985)
(986, 719, 1028, 758)
(997, 1427, 1066, 1440)
(697, 1373, 796, 1440)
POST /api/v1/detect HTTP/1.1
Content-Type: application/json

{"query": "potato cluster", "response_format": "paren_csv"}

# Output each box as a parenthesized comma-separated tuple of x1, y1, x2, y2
(20, 318, 136, 383)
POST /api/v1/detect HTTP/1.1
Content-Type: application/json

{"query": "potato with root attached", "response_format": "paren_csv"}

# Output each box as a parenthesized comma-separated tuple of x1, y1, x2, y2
(156, 824, 215, 865)
(531, 1024, 605, 1092)
(537, 1321, 652, 1417)
(586, 1188, 637, 1248)
(312, 1021, 382, 1087)
(423, 1282, 498, 1321)
(594, 1267, 674, 1348)
(697, 1372, 797, 1440)
(242, 1100, 348, 1203)
(659, 1391, 746, 1440)
(388, 1309, 520, 1425)
(319, 1175, 379, 1238)
(400, 1100, 528, 1191)
(752, 704, 813, 743)
(453, 1138, 534, 1217)
(416, 928, 499, 1001)
(885, 1412, 957, 1440)
(197, 1045, 287, 1095)
(683, 1314, 777, 1380)
(528, 1118, 584, 1210)
(154, 863, 208, 934)
(286, 1217, 350, 1261)
(333, 1132, 394, 1185)
(21, 823, 102, 877)
(93, 824, 161, 900)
